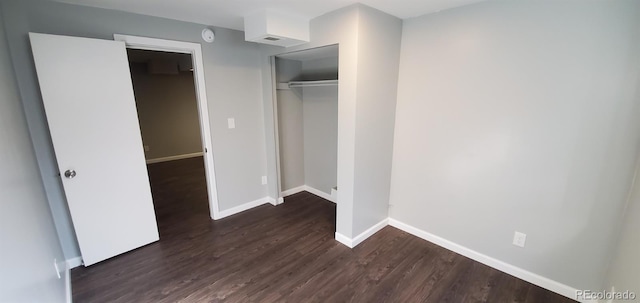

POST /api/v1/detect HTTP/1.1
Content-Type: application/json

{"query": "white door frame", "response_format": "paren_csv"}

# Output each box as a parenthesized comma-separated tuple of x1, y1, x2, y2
(113, 34, 221, 220)
(269, 56, 284, 203)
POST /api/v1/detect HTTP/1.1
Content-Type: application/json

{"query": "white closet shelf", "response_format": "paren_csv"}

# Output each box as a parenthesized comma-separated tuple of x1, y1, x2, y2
(278, 79, 338, 90)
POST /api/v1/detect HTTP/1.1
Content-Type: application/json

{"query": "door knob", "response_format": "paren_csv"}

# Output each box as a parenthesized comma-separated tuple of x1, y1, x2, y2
(64, 170, 77, 179)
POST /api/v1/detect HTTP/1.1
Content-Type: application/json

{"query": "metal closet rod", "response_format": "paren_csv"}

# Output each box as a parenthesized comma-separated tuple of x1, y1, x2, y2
(288, 79, 338, 88)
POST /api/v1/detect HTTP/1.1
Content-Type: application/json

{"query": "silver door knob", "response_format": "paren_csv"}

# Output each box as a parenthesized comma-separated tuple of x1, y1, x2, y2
(64, 170, 76, 179)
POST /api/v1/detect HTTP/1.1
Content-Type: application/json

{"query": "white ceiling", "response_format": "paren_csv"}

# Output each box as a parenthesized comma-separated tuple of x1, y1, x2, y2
(53, 0, 486, 31)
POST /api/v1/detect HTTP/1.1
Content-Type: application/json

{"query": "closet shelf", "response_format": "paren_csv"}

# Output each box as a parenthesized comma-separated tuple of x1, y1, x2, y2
(278, 79, 338, 90)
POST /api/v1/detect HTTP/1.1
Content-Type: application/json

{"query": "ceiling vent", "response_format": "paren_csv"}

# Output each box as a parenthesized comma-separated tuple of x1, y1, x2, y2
(244, 10, 310, 47)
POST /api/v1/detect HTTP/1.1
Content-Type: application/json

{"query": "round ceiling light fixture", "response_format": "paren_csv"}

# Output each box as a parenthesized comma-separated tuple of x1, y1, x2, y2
(202, 28, 215, 43)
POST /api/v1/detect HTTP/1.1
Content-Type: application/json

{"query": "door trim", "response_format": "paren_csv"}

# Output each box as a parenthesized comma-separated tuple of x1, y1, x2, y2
(113, 34, 221, 220)
(269, 56, 284, 203)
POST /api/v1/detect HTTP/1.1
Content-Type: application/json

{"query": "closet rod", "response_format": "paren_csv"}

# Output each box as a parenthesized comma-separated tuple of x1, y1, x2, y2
(288, 79, 338, 88)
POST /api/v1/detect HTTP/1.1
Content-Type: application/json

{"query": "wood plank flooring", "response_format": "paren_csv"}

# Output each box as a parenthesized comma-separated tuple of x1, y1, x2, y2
(71, 157, 576, 303)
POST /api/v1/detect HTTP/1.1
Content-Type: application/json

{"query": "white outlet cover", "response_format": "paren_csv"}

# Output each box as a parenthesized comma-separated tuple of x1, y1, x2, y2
(228, 118, 235, 129)
(261, 176, 267, 185)
(513, 231, 527, 247)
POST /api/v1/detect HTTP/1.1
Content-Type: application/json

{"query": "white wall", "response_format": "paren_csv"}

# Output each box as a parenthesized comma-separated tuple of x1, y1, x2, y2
(277, 89, 304, 190)
(303, 84, 338, 194)
(300, 57, 339, 81)
(129, 64, 202, 160)
(276, 59, 305, 191)
(605, 163, 640, 301)
(351, 5, 402, 236)
(0, 11, 67, 302)
(302, 57, 339, 194)
(1, 0, 269, 260)
(390, 0, 640, 291)
(276, 57, 338, 194)
(606, 169, 640, 301)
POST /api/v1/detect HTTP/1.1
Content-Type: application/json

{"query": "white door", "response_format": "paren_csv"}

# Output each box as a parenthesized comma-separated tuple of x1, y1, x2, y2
(29, 33, 159, 266)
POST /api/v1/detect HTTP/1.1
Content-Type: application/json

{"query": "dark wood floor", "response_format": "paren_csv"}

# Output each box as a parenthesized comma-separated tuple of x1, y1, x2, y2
(71, 157, 576, 303)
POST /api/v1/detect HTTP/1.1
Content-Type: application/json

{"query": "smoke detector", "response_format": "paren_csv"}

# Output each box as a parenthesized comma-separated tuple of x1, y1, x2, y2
(202, 28, 215, 43)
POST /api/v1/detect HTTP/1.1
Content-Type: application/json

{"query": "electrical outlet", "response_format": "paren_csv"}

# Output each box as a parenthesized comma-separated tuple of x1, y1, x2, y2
(513, 231, 527, 247)
(227, 118, 236, 129)
(143, 145, 150, 152)
(261, 176, 267, 185)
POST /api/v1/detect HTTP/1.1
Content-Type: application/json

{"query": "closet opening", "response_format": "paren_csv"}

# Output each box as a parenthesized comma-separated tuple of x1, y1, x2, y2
(126, 48, 211, 235)
(273, 44, 339, 212)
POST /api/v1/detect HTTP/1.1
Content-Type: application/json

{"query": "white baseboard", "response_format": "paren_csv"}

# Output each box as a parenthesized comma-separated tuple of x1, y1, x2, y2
(352, 218, 388, 247)
(145, 152, 203, 164)
(304, 186, 335, 203)
(266, 197, 277, 206)
(281, 185, 306, 197)
(216, 197, 272, 219)
(66, 257, 82, 269)
(280, 185, 336, 203)
(334, 218, 388, 248)
(335, 232, 352, 247)
(388, 218, 585, 302)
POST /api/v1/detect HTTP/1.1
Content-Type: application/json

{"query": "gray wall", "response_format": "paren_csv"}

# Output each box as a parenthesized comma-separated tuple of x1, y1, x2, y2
(351, 5, 402, 236)
(390, 0, 640, 290)
(276, 57, 338, 195)
(605, 162, 640, 301)
(129, 63, 202, 160)
(302, 89, 338, 194)
(1, 0, 269, 260)
(303, 58, 338, 194)
(276, 58, 305, 191)
(0, 9, 67, 302)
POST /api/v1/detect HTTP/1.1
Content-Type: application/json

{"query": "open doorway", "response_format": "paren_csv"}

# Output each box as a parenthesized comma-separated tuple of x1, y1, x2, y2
(272, 45, 339, 214)
(126, 49, 210, 232)
(115, 34, 221, 221)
